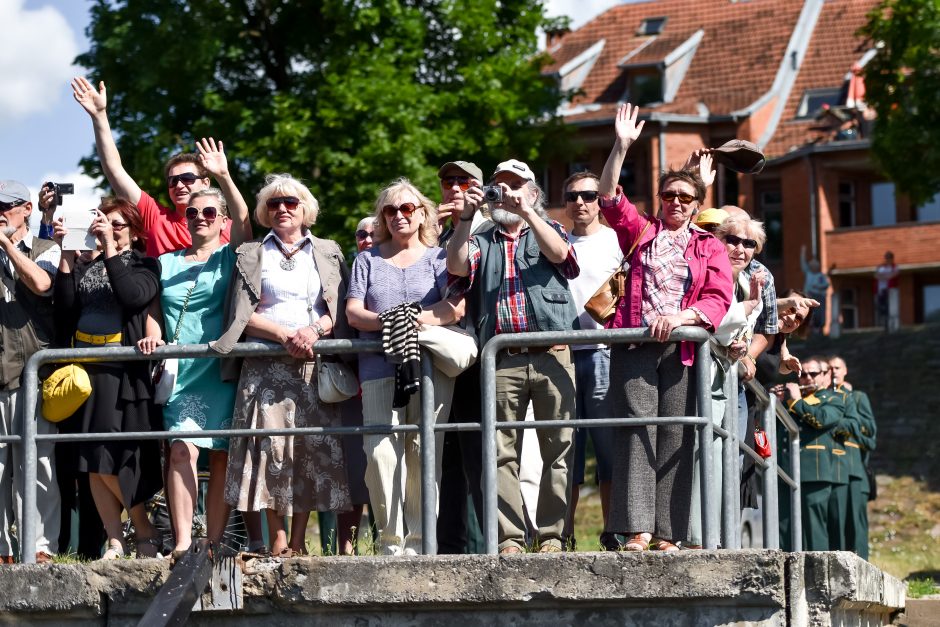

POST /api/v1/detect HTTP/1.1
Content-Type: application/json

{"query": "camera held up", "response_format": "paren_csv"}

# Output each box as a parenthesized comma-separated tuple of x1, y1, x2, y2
(482, 185, 503, 204)
(42, 182, 74, 209)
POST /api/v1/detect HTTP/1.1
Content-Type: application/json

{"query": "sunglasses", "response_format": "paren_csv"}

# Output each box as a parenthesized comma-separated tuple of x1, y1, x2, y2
(110, 221, 129, 231)
(442, 176, 472, 191)
(266, 196, 301, 210)
(185, 206, 219, 221)
(167, 172, 202, 187)
(382, 202, 420, 218)
(0, 199, 26, 212)
(801, 370, 827, 378)
(659, 190, 696, 204)
(355, 229, 373, 240)
(564, 190, 599, 203)
(724, 234, 758, 250)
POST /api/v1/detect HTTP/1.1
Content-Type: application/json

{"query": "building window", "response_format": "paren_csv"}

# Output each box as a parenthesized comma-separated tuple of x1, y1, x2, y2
(838, 181, 856, 227)
(637, 17, 667, 36)
(840, 288, 858, 329)
(796, 87, 842, 119)
(627, 70, 663, 106)
(759, 189, 783, 262)
(619, 161, 638, 198)
(917, 192, 940, 223)
(923, 285, 940, 323)
(871, 182, 897, 226)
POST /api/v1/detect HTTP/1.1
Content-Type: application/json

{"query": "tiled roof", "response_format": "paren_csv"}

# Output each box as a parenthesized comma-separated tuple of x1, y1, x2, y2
(763, 0, 875, 158)
(545, 0, 878, 156)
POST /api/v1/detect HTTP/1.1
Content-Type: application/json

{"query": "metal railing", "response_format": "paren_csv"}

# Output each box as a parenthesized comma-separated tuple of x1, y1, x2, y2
(15, 330, 803, 562)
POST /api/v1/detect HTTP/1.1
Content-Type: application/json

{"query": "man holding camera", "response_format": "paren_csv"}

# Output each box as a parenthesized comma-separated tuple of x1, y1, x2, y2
(0, 181, 61, 563)
(447, 159, 579, 554)
(71, 77, 232, 257)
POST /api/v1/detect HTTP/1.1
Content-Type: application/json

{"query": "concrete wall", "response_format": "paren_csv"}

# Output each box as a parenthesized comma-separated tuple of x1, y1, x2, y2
(0, 551, 904, 626)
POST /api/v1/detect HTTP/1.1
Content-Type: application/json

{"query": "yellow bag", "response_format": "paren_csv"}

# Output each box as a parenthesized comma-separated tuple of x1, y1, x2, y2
(42, 364, 91, 422)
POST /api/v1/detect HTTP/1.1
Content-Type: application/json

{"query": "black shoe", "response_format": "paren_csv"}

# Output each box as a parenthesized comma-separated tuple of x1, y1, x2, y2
(599, 532, 621, 551)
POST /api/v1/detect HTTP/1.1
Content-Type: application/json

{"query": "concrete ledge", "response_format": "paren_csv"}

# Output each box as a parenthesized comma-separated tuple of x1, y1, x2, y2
(0, 550, 903, 626)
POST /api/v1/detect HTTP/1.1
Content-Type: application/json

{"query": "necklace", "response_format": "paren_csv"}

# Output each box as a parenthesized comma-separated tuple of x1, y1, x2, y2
(272, 237, 310, 271)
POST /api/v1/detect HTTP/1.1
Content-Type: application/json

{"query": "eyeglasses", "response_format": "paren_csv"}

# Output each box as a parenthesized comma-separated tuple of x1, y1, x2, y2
(355, 229, 373, 240)
(266, 196, 301, 210)
(724, 234, 758, 250)
(659, 191, 696, 204)
(382, 202, 420, 218)
(800, 370, 827, 378)
(185, 206, 219, 221)
(110, 221, 129, 231)
(0, 199, 26, 212)
(442, 176, 472, 191)
(564, 190, 599, 203)
(167, 172, 202, 187)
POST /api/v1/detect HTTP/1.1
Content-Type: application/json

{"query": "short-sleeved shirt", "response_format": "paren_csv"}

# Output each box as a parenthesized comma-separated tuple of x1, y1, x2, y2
(569, 226, 623, 349)
(138, 190, 231, 257)
(347, 246, 449, 382)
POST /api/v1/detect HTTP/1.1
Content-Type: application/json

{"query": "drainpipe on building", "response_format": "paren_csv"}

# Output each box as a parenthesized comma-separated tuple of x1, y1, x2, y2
(806, 154, 818, 257)
(658, 122, 668, 186)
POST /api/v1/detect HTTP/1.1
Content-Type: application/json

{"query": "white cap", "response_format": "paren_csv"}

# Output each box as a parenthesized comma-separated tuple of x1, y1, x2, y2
(492, 159, 535, 183)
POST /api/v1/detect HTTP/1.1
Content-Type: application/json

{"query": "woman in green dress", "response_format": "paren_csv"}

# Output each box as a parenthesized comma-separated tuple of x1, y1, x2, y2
(137, 138, 252, 554)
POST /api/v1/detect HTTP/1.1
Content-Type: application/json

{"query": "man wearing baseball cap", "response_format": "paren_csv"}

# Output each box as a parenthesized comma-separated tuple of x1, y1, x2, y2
(447, 159, 580, 554)
(0, 180, 61, 563)
(436, 161, 486, 247)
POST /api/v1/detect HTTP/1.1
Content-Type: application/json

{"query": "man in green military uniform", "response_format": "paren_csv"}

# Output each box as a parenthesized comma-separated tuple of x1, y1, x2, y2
(829, 356, 877, 559)
(784, 357, 846, 551)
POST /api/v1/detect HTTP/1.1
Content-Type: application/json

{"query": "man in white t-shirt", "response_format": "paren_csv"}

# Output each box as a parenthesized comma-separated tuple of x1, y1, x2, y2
(562, 171, 623, 550)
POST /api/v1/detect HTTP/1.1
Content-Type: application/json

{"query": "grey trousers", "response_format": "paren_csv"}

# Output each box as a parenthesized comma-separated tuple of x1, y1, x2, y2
(606, 342, 695, 543)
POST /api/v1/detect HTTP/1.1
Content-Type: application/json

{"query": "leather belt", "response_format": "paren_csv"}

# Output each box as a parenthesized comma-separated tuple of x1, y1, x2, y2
(75, 331, 122, 345)
(505, 344, 568, 356)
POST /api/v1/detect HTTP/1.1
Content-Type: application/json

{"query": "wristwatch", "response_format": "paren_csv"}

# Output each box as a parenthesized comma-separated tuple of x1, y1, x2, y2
(311, 322, 327, 337)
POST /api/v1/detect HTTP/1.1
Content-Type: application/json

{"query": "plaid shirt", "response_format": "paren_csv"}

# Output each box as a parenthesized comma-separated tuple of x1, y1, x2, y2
(458, 221, 579, 334)
(640, 228, 693, 325)
(747, 259, 779, 335)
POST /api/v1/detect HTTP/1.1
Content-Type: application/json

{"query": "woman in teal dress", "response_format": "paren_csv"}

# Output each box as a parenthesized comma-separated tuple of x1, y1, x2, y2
(137, 138, 252, 554)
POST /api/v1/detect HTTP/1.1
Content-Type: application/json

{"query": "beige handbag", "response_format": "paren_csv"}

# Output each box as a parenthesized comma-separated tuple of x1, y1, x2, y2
(317, 358, 359, 403)
(417, 324, 478, 377)
(584, 221, 651, 325)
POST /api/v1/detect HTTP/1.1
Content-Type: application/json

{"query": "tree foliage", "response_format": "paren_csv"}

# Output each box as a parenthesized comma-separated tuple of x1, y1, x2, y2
(77, 0, 571, 248)
(860, 0, 940, 205)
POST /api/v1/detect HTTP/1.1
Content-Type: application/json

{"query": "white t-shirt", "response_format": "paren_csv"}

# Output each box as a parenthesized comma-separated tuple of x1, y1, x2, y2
(569, 225, 623, 350)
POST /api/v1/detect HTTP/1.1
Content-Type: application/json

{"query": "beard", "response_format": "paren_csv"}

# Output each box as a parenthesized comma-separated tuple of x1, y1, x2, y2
(490, 207, 524, 228)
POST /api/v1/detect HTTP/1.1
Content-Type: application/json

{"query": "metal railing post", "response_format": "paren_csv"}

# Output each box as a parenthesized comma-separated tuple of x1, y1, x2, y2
(762, 396, 780, 549)
(721, 366, 738, 550)
(696, 342, 717, 550)
(481, 338, 499, 555)
(419, 352, 438, 555)
(789, 418, 802, 552)
(19, 354, 41, 564)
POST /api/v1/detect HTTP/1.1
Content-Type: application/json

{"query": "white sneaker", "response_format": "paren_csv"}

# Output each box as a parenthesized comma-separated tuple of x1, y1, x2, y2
(402, 547, 418, 556)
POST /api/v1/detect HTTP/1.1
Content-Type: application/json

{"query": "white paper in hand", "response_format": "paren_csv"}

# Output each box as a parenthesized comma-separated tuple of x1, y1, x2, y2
(60, 209, 97, 251)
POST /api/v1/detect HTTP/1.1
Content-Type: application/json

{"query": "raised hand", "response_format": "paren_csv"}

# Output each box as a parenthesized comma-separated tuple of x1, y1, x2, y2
(749, 269, 766, 301)
(71, 77, 107, 117)
(196, 137, 229, 179)
(614, 103, 645, 145)
(698, 153, 716, 187)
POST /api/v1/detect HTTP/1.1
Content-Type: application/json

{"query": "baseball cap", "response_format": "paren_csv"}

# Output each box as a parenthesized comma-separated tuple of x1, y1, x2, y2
(437, 161, 483, 182)
(695, 208, 730, 228)
(492, 159, 536, 182)
(710, 140, 765, 174)
(0, 180, 30, 204)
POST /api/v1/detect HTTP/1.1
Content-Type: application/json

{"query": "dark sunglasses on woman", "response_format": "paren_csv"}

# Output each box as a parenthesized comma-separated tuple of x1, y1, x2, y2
(724, 234, 758, 250)
(564, 190, 599, 203)
(659, 190, 696, 204)
(185, 206, 219, 221)
(266, 196, 301, 210)
(382, 202, 420, 218)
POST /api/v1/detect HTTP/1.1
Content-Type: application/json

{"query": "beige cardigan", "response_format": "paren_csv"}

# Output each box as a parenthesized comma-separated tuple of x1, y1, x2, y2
(210, 234, 352, 381)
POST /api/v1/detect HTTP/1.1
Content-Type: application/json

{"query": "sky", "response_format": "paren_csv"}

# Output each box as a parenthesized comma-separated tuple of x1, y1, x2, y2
(0, 0, 623, 218)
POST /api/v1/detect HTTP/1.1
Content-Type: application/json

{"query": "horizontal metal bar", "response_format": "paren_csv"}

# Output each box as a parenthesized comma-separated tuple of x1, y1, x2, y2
(0, 436, 21, 443)
(491, 416, 709, 430)
(481, 326, 711, 352)
(35, 424, 423, 442)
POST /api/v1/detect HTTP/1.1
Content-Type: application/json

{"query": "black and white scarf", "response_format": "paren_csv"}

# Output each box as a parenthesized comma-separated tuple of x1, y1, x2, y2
(379, 302, 422, 408)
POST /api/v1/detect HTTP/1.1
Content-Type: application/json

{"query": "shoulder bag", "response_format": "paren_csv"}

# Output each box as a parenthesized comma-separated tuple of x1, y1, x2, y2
(584, 221, 652, 325)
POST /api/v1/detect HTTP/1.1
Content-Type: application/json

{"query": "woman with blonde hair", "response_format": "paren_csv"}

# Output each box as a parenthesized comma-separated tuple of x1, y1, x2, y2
(212, 173, 352, 556)
(346, 178, 462, 555)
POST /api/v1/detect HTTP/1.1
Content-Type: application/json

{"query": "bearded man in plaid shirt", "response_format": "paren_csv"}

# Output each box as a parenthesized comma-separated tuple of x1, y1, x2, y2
(446, 159, 580, 554)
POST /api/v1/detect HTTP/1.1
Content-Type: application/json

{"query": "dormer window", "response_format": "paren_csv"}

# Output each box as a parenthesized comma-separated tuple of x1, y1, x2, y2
(797, 87, 842, 119)
(638, 17, 667, 36)
(627, 70, 664, 106)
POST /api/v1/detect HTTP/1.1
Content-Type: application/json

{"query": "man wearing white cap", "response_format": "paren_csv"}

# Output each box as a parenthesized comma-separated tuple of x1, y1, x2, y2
(0, 181, 61, 563)
(447, 159, 580, 553)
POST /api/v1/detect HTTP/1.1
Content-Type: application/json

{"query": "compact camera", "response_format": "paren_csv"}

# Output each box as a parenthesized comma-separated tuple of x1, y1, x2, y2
(482, 185, 503, 203)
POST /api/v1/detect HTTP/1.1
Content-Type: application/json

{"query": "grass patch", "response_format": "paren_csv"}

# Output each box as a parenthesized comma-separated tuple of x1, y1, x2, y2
(868, 475, 940, 580)
(907, 577, 939, 599)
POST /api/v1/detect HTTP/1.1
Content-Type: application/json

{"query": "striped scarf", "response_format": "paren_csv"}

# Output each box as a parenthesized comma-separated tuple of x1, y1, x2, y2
(379, 302, 422, 408)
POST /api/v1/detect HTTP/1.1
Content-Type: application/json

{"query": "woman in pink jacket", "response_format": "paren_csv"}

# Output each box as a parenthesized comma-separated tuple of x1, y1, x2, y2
(598, 104, 733, 551)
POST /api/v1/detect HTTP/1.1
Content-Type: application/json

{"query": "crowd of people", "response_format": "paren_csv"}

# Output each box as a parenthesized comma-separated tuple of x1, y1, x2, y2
(0, 86, 878, 563)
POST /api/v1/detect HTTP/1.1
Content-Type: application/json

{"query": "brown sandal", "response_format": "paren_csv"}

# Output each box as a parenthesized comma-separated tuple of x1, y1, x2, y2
(622, 532, 652, 552)
(652, 538, 679, 552)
